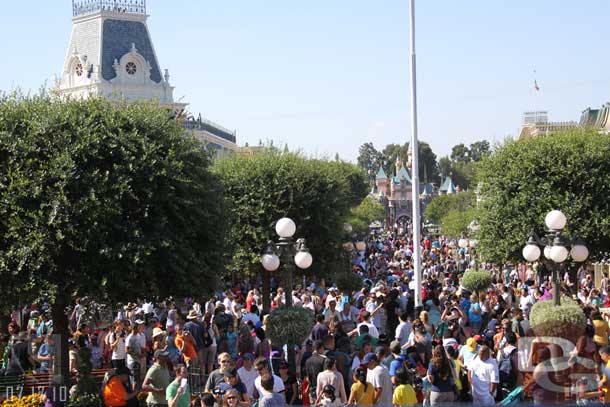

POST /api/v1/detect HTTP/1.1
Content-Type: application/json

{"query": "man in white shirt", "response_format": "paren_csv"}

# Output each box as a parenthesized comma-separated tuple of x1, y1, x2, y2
(237, 353, 258, 397)
(349, 312, 379, 339)
(364, 352, 393, 406)
(253, 357, 285, 398)
(394, 312, 411, 348)
(468, 346, 499, 405)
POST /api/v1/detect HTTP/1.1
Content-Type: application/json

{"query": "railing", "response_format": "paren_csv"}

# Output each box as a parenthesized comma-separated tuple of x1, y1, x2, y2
(72, 0, 146, 17)
(182, 115, 236, 143)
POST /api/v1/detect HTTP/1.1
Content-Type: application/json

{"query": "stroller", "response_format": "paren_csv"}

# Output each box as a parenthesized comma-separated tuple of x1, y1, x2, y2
(499, 385, 524, 406)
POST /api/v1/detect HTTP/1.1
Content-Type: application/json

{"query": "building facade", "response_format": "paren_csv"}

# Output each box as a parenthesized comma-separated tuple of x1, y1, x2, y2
(58, 0, 237, 155)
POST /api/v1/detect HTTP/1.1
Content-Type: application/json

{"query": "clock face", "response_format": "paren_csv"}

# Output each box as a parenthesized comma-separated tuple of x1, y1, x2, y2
(126, 62, 137, 75)
(75, 64, 83, 76)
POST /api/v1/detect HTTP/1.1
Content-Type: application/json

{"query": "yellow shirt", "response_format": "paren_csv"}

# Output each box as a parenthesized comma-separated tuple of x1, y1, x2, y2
(349, 381, 375, 406)
(393, 384, 418, 406)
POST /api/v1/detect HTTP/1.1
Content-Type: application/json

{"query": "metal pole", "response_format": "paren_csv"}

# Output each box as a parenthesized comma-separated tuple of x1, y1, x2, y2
(409, 0, 422, 308)
(554, 267, 561, 306)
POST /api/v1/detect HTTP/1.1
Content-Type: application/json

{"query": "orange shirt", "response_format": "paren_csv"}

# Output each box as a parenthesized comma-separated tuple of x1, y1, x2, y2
(175, 333, 197, 361)
(103, 376, 127, 407)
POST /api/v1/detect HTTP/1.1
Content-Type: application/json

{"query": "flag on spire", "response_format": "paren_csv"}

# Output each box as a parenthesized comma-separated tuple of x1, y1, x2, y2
(534, 80, 540, 91)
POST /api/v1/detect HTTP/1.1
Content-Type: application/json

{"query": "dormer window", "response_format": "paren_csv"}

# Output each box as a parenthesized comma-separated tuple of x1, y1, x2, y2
(125, 62, 137, 75)
(75, 63, 83, 76)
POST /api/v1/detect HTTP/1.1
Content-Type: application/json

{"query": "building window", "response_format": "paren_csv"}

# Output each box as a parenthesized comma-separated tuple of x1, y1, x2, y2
(75, 63, 83, 76)
(125, 62, 137, 75)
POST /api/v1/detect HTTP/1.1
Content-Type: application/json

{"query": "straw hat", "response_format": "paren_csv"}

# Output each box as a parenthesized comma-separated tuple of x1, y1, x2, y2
(152, 327, 166, 339)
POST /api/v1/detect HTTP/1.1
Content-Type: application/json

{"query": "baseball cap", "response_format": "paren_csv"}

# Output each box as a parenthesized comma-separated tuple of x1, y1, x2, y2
(134, 319, 145, 325)
(375, 346, 385, 355)
(390, 340, 402, 355)
(154, 349, 169, 358)
(362, 352, 377, 364)
(242, 353, 255, 360)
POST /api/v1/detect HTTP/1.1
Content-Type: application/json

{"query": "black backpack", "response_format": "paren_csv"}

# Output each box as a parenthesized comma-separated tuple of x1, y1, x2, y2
(498, 347, 517, 387)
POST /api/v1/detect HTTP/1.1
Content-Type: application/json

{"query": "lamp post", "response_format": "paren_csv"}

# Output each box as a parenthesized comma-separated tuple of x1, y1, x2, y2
(522, 210, 589, 306)
(261, 218, 313, 371)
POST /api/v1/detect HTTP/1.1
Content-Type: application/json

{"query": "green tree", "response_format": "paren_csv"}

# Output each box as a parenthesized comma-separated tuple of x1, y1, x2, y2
(213, 151, 368, 296)
(0, 95, 224, 383)
(418, 141, 440, 184)
(438, 156, 452, 179)
(450, 143, 471, 164)
(469, 140, 491, 162)
(356, 142, 384, 180)
(476, 129, 610, 263)
(347, 197, 386, 235)
(424, 191, 475, 224)
(382, 143, 409, 175)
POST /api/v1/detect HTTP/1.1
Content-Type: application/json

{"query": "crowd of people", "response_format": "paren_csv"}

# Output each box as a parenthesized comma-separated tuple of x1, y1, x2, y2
(2, 229, 610, 407)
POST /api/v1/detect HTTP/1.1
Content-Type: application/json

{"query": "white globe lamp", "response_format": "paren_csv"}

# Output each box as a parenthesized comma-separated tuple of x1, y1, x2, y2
(543, 246, 552, 260)
(545, 210, 567, 231)
(295, 251, 313, 269)
(522, 244, 541, 262)
(549, 245, 569, 263)
(276, 218, 296, 238)
(261, 253, 280, 271)
(570, 244, 589, 262)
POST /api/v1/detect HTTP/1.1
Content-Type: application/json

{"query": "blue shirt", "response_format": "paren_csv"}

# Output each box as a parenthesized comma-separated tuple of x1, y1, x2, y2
(427, 361, 454, 393)
(389, 355, 406, 377)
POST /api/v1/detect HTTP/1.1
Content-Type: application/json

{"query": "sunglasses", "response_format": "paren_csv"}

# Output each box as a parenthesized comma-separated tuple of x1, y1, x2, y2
(226, 396, 237, 401)
(220, 360, 231, 364)
(255, 367, 265, 372)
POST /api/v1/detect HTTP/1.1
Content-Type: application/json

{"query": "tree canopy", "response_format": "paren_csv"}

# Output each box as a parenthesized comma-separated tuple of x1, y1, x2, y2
(424, 191, 477, 237)
(213, 150, 368, 280)
(476, 129, 610, 263)
(346, 196, 386, 235)
(0, 94, 225, 380)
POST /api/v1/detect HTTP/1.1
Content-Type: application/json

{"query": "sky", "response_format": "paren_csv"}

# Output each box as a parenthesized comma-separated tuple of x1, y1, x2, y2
(2, 1, 610, 163)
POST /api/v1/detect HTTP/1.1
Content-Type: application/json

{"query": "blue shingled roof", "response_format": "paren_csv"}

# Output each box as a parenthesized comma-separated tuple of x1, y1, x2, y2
(420, 183, 434, 196)
(102, 19, 162, 83)
(393, 166, 412, 184)
(376, 167, 387, 180)
(439, 177, 455, 192)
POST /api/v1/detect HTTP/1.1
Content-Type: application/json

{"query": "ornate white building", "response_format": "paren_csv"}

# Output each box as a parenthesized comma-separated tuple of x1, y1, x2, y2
(58, 0, 237, 156)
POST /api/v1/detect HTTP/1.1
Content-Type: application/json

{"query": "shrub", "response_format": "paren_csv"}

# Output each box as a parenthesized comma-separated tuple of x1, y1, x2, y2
(529, 296, 586, 344)
(265, 306, 315, 347)
(461, 270, 491, 293)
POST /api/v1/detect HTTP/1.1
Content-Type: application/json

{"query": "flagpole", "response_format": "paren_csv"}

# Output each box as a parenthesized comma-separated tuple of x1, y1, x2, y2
(409, 0, 422, 309)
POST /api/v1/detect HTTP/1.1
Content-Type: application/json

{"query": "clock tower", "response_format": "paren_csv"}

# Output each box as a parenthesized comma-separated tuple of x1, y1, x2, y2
(58, 0, 186, 112)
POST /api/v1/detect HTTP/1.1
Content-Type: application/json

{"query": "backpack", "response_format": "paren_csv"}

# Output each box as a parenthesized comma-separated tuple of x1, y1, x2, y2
(498, 347, 517, 387)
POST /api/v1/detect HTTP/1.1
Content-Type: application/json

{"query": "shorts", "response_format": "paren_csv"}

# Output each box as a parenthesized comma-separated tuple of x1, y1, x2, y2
(201, 346, 216, 367)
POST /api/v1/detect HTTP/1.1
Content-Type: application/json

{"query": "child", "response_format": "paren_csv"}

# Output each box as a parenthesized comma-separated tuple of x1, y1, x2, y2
(393, 367, 418, 407)
(347, 367, 374, 406)
(319, 384, 340, 407)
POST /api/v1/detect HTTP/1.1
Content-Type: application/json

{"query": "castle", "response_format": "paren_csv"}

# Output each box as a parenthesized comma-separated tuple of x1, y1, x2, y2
(370, 148, 457, 227)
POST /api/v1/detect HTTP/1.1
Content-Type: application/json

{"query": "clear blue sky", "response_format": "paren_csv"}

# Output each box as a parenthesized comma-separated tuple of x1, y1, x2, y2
(2, 1, 610, 162)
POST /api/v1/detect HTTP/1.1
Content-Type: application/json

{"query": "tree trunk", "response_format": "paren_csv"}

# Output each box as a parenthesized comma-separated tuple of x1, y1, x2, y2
(52, 294, 71, 387)
(262, 268, 271, 314)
